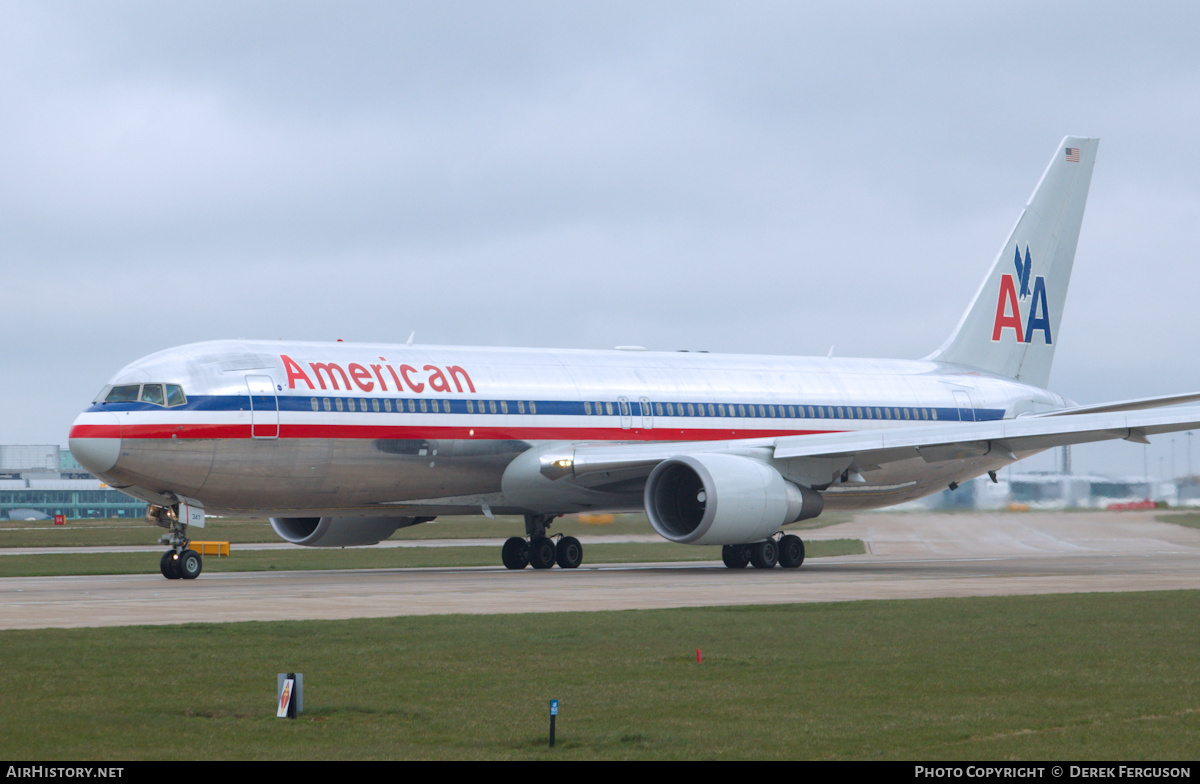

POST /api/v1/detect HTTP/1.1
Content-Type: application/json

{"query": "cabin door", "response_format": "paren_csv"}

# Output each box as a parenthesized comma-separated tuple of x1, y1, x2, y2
(247, 375, 280, 439)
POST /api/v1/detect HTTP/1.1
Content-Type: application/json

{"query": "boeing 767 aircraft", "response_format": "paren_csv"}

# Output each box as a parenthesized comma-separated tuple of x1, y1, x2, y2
(69, 137, 1200, 579)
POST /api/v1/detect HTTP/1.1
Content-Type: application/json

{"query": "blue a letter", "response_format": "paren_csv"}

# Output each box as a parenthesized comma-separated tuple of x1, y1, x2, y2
(1023, 277, 1052, 344)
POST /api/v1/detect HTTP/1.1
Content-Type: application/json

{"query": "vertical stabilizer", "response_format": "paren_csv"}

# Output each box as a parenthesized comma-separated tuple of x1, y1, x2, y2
(927, 137, 1098, 388)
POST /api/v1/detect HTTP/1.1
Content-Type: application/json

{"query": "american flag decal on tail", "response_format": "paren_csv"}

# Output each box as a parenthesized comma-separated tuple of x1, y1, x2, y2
(1065, 147, 1080, 162)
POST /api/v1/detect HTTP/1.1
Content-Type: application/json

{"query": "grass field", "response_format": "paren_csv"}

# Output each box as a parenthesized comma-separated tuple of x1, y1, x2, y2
(0, 539, 866, 577)
(1159, 512, 1200, 530)
(1, 590, 1197, 760)
(0, 511, 855, 548)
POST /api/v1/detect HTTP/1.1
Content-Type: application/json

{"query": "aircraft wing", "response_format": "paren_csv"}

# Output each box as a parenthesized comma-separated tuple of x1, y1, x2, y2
(1033, 391, 1200, 418)
(549, 405, 1200, 483)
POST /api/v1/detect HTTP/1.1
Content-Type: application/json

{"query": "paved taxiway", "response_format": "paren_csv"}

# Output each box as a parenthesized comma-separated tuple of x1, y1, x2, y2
(3, 511, 1200, 630)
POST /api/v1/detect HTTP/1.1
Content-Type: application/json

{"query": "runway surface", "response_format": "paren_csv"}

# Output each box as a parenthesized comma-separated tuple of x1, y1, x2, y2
(3, 511, 1200, 630)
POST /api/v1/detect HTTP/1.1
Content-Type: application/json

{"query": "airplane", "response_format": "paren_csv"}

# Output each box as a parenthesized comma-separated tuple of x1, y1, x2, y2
(69, 136, 1200, 579)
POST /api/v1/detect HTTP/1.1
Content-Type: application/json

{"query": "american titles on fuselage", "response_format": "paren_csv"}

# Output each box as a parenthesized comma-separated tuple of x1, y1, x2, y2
(282, 354, 476, 395)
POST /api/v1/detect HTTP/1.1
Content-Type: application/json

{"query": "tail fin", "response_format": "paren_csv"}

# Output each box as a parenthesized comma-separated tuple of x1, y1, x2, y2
(928, 136, 1098, 388)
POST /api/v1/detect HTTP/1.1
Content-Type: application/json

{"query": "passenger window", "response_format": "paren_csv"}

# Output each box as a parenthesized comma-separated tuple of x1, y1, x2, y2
(655, 403, 663, 416)
(584, 402, 591, 415)
(467, 400, 475, 413)
(165, 385, 186, 407)
(707, 404, 715, 416)
(788, 406, 796, 418)
(605, 402, 613, 415)
(501, 401, 508, 414)
(518, 401, 525, 414)
(310, 398, 319, 412)
(530, 401, 537, 414)
(105, 385, 141, 403)
(372, 399, 380, 413)
(666, 403, 674, 416)
(931, 408, 938, 420)
(808, 406, 815, 418)
(385, 398, 392, 413)
(419, 399, 428, 413)
(323, 398, 332, 412)
(490, 401, 498, 414)
(335, 398, 344, 412)
(407, 399, 416, 413)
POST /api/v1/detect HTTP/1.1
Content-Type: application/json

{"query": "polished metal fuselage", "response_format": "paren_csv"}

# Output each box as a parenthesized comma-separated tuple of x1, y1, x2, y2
(69, 339, 1068, 517)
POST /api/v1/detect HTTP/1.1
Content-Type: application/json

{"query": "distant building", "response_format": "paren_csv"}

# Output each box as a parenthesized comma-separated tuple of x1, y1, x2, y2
(907, 471, 1162, 511)
(0, 445, 146, 520)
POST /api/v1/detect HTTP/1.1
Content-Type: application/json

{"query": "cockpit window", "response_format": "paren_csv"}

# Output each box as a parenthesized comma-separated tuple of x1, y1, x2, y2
(102, 383, 186, 406)
(105, 385, 141, 403)
(141, 384, 165, 406)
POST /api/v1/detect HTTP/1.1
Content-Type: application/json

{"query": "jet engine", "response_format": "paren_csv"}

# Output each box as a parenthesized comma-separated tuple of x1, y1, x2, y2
(644, 453, 822, 545)
(269, 516, 426, 547)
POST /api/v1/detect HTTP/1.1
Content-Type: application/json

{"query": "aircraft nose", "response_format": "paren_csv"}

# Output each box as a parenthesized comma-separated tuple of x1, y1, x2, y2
(69, 412, 122, 475)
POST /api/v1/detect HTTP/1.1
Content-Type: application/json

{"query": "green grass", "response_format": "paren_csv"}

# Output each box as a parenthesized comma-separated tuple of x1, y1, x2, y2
(1159, 512, 1200, 530)
(1, 591, 1197, 759)
(0, 539, 865, 577)
(0, 511, 855, 548)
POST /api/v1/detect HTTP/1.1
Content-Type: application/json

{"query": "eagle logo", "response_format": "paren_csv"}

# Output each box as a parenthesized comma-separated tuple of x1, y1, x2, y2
(1014, 246, 1033, 300)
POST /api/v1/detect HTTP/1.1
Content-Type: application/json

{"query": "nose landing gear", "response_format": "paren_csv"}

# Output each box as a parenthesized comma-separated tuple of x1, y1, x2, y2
(149, 504, 204, 580)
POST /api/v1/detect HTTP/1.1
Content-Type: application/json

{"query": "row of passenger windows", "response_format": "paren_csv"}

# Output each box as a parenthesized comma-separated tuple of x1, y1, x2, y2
(103, 384, 187, 407)
(305, 397, 940, 421)
(308, 397, 538, 414)
(639, 401, 938, 421)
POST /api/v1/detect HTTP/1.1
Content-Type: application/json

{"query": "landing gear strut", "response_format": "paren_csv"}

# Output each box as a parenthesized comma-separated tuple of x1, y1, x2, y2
(722, 533, 806, 570)
(149, 505, 203, 580)
(501, 514, 584, 570)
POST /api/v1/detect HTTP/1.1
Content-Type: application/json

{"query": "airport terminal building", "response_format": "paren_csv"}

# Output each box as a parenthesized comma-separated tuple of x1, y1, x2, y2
(0, 445, 146, 521)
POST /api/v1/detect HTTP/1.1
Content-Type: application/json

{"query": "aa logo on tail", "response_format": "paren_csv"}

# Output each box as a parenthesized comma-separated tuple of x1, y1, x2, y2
(992, 245, 1052, 344)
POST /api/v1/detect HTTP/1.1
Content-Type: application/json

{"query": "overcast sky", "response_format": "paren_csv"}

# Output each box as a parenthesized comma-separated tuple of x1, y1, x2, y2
(4, 1, 1200, 479)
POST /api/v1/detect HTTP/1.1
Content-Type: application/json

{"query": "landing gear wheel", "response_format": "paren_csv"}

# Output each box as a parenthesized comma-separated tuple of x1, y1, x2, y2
(160, 550, 182, 579)
(750, 539, 779, 569)
(556, 536, 583, 569)
(501, 537, 530, 570)
(778, 535, 805, 569)
(178, 549, 203, 580)
(528, 537, 557, 570)
(722, 544, 750, 569)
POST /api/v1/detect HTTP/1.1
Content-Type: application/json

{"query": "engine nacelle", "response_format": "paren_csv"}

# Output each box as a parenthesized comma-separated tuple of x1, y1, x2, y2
(270, 516, 425, 547)
(644, 454, 822, 545)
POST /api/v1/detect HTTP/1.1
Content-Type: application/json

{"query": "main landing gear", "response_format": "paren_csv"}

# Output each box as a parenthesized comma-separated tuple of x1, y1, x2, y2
(721, 533, 806, 570)
(501, 513, 584, 570)
(149, 505, 203, 580)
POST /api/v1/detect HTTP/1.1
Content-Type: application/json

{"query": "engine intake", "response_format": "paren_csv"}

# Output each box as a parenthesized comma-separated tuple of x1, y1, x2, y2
(270, 516, 428, 547)
(644, 454, 822, 545)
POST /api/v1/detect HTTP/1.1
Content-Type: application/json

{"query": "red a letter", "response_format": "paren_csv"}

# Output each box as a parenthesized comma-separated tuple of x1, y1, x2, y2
(991, 275, 1025, 343)
(281, 355, 314, 390)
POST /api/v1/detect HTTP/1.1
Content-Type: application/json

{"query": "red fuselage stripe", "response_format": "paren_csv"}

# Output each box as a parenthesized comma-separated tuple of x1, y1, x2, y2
(69, 423, 841, 441)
